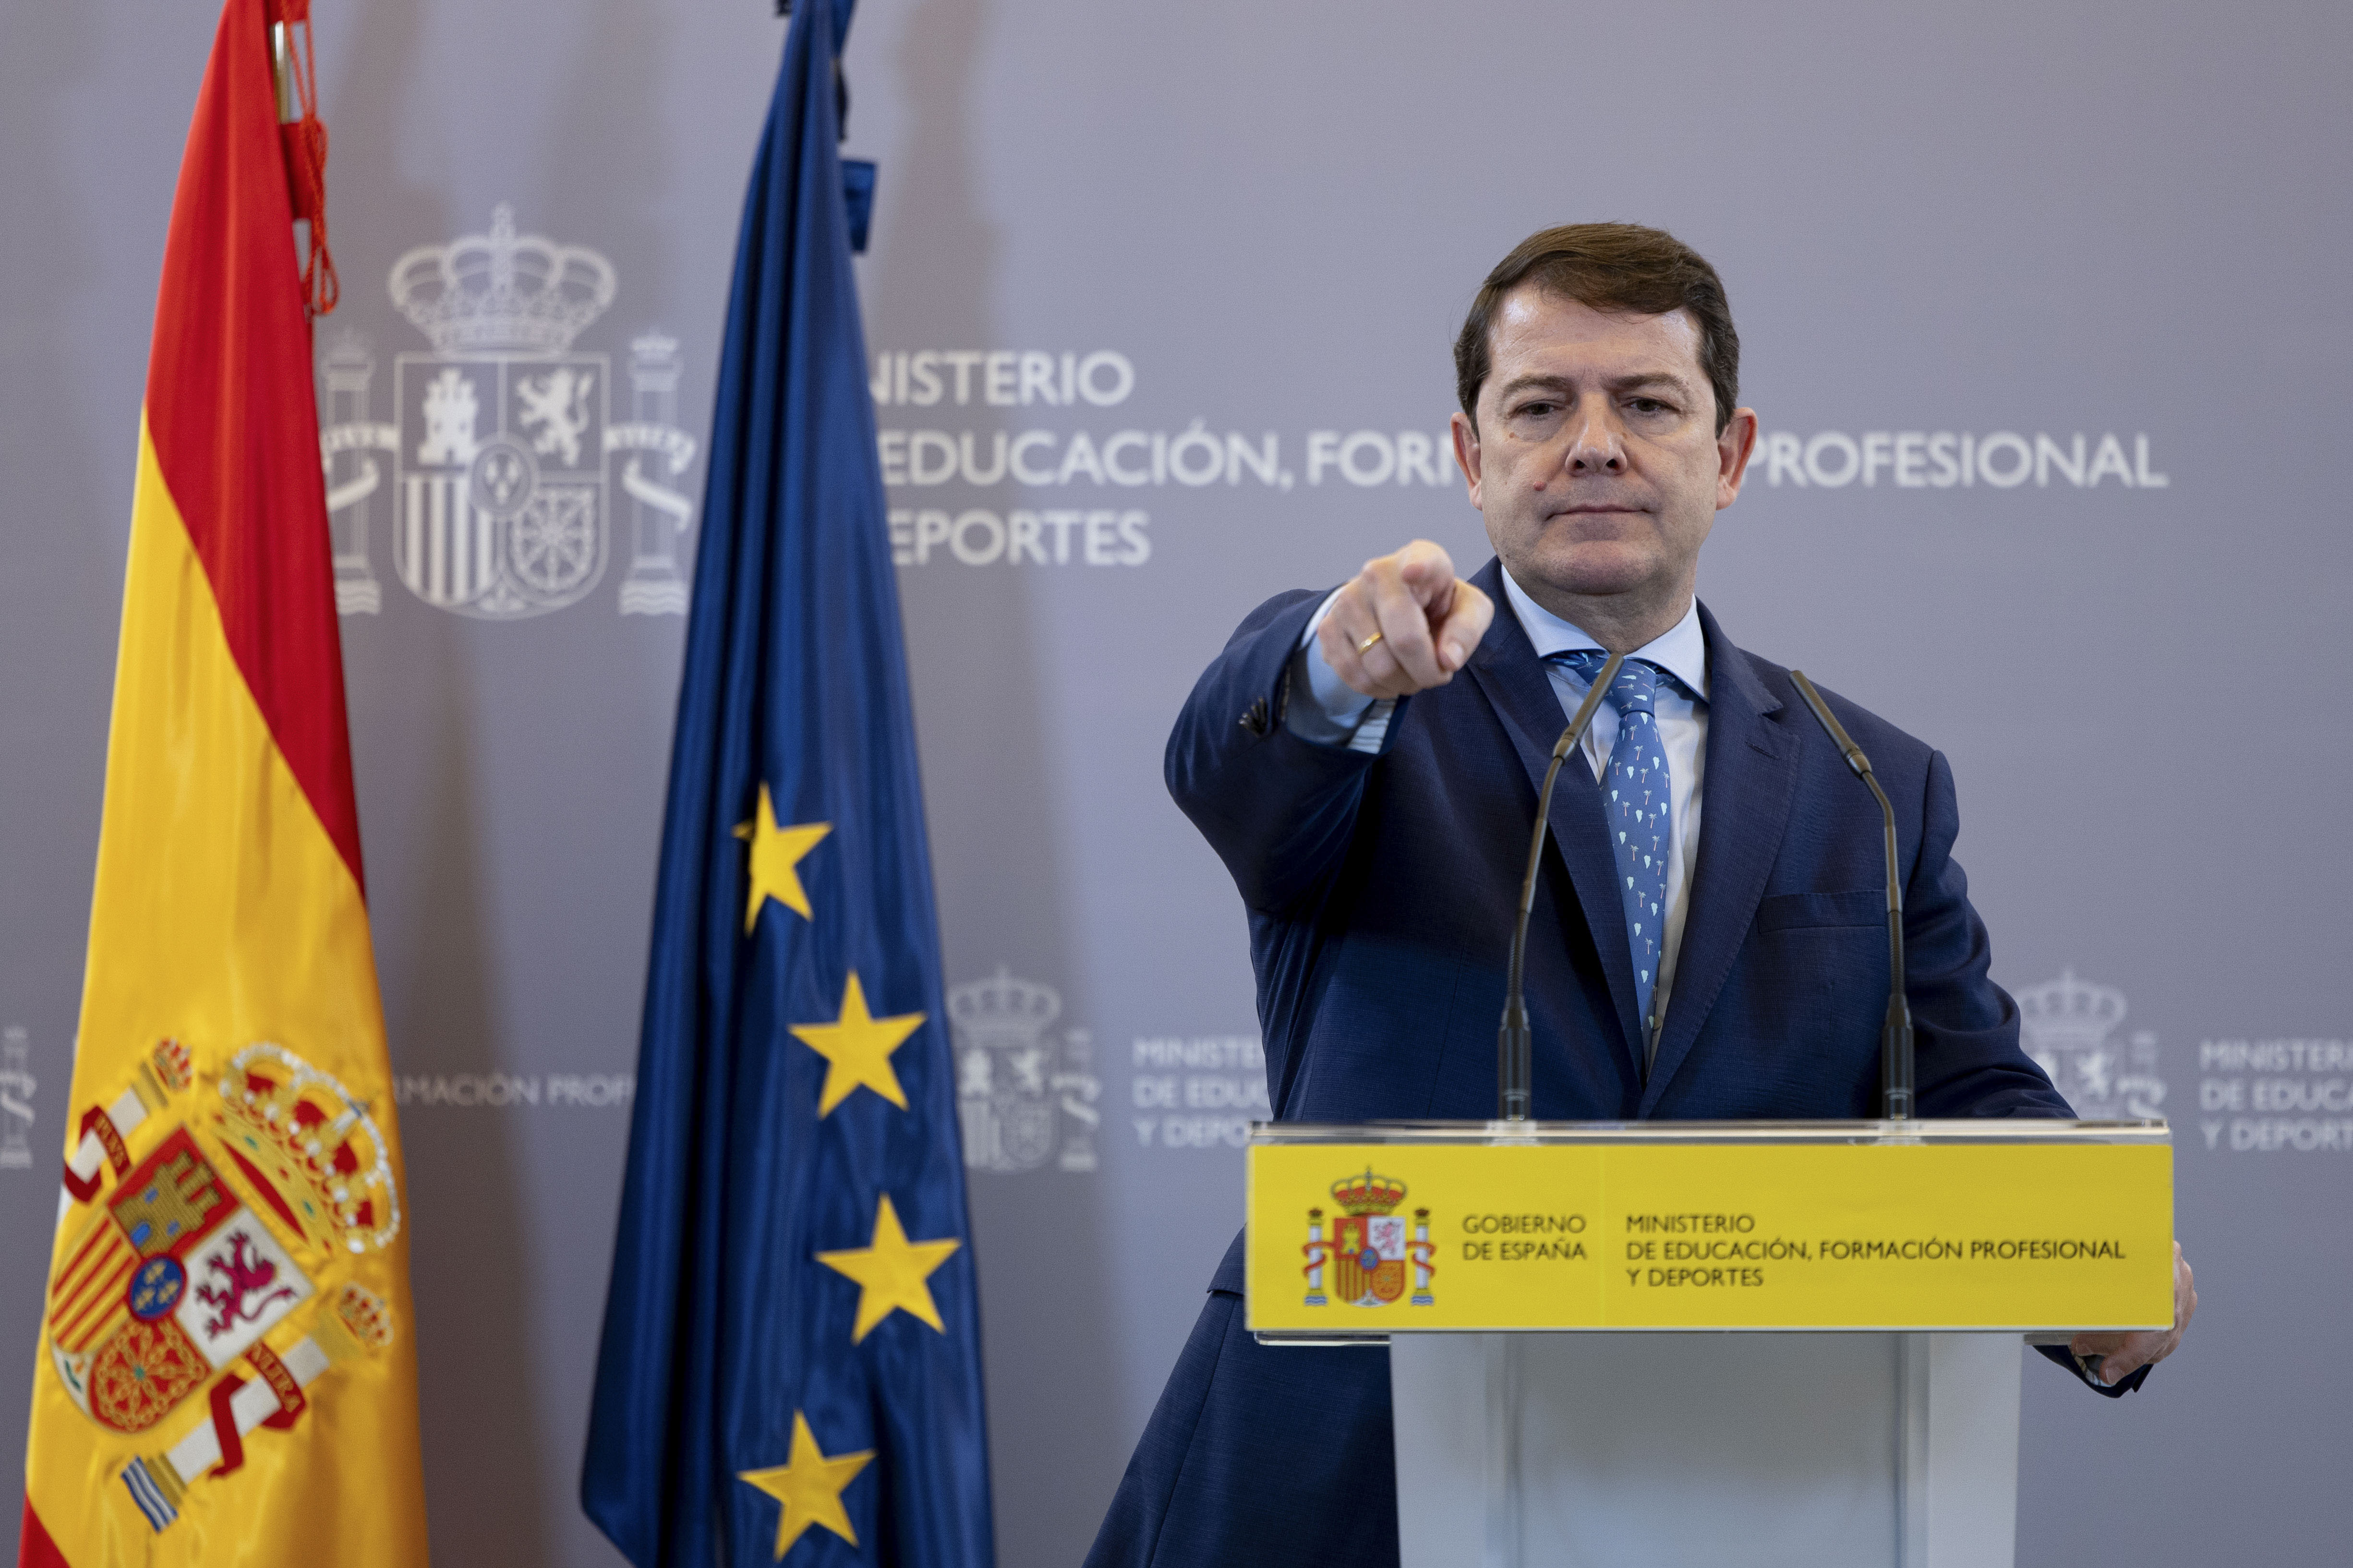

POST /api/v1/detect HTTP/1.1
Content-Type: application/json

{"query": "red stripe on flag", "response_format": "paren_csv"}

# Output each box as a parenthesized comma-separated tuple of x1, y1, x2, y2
(140, 0, 365, 892)
(17, 1500, 72, 1568)
(53, 1255, 135, 1347)
(50, 1237, 132, 1330)
(62, 1309, 131, 1361)
(49, 1228, 126, 1323)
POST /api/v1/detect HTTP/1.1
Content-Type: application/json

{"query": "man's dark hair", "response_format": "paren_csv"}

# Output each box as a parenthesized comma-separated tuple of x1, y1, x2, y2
(1454, 223, 1739, 434)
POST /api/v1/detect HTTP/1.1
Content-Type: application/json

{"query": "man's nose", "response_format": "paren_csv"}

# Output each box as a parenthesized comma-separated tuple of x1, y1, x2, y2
(1563, 399, 1626, 473)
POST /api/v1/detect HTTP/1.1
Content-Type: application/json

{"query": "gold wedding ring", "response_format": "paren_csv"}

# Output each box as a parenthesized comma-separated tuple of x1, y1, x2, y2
(1356, 631, 1385, 655)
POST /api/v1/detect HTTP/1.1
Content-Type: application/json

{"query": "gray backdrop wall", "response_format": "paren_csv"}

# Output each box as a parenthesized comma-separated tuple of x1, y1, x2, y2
(4, 2, 2347, 1564)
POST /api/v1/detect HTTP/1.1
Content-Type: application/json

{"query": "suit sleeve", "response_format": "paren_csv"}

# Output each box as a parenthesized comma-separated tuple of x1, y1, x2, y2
(1164, 589, 1411, 913)
(2033, 1342, 2153, 1398)
(1905, 751, 2157, 1396)
(1903, 748, 2075, 1119)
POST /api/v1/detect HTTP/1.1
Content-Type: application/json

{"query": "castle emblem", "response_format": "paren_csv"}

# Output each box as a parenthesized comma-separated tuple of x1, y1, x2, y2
(1303, 1170, 1435, 1308)
(948, 967, 1100, 1175)
(2017, 968, 2166, 1119)
(46, 1039, 402, 1534)
(315, 205, 700, 619)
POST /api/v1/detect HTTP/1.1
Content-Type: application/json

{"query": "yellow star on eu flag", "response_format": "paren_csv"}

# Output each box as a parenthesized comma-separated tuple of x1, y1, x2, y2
(737, 1410, 873, 1559)
(735, 784, 830, 934)
(789, 972, 925, 1116)
(815, 1194, 962, 1343)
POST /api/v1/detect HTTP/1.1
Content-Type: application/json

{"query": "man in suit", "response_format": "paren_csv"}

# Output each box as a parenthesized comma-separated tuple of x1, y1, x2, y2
(1085, 224, 2196, 1568)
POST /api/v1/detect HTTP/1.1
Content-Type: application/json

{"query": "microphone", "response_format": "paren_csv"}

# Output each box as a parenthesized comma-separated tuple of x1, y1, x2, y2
(1787, 671, 1916, 1121)
(1498, 652, 1623, 1122)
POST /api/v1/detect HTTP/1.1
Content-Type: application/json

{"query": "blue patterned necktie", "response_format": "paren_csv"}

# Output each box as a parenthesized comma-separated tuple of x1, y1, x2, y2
(1551, 652, 1673, 1046)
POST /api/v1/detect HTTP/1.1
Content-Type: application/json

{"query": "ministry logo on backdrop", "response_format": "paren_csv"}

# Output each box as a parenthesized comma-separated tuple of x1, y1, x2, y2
(948, 967, 1099, 1174)
(2018, 969, 2167, 1119)
(316, 205, 700, 619)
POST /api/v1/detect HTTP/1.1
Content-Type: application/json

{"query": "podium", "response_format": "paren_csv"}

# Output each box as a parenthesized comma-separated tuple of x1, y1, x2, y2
(1244, 1119, 2172, 1568)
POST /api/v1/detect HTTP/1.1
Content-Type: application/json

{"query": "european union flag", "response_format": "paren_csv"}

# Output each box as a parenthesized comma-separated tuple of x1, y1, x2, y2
(582, 3, 994, 1564)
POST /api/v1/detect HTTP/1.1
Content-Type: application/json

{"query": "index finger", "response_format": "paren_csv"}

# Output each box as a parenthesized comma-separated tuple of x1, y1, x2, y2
(1364, 562, 1449, 691)
(1394, 540, 1460, 616)
(1432, 580, 1494, 672)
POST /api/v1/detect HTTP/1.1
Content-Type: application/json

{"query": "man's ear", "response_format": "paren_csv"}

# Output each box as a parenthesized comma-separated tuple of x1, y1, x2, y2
(1451, 410, 1484, 507)
(1716, 407, 1759, 509)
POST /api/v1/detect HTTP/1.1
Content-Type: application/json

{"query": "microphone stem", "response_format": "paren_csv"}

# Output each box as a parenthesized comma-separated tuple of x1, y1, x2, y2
(1859, 766, 1915, 1121)
(1498, 652, 1621, 1122)
(1789, 671, 1916, 1122)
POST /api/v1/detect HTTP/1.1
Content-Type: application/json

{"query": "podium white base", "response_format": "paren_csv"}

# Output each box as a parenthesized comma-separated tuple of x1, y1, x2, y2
(1389, 1332, 2023, 1568)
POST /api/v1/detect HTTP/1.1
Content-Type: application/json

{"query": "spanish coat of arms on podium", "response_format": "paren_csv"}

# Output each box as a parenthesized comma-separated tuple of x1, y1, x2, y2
(1302, 1168, 1436, 1308)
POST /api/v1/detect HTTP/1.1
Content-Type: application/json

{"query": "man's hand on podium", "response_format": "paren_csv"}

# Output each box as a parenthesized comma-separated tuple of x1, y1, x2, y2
(1316, 541, 1496, 700)
(2072, 1241, 2197, 1385)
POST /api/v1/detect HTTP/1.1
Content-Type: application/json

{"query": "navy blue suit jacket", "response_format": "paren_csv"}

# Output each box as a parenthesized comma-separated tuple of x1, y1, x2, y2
(1170, 558, 2064, 1128)
(1087, 562, 2142, 1568)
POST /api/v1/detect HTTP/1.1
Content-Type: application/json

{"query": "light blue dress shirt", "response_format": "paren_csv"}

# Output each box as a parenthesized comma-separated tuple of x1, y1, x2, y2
(1288, 573, 1712, 1056)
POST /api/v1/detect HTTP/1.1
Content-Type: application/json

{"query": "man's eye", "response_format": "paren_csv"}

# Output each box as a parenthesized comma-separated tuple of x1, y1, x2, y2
(1629, 398, 1668, 415)
(1516, 401, 1558, 419)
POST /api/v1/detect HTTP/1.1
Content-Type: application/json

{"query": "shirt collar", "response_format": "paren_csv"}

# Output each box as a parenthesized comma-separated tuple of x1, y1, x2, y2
(1498, 567, 1710, 701)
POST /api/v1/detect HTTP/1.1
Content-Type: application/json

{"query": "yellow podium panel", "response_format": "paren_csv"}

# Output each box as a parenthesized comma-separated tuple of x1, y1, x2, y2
(1245, 1122, 2172, 1336)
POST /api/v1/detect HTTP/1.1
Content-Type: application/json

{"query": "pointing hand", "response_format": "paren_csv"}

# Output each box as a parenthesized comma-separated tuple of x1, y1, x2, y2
(1316, 540, 1495, 700)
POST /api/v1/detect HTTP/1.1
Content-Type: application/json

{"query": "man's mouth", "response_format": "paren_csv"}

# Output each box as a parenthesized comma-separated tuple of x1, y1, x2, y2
(1549, 503, 1648, 520)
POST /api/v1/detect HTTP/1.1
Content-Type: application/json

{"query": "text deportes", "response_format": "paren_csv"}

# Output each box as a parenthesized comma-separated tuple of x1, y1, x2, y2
(889, 508, 1148, 568)
(1633, 1268, 1768, 1288)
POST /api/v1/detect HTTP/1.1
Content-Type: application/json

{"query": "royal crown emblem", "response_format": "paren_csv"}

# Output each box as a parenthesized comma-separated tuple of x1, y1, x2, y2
(1302, 1168, 1435, 1309)
(389, 204, 615, 356)
(1329, 1170, 1409, 1215)
(315, 205, 700, 620)
(948, 967, 1098, 1175)
(45, 1038, 403, 1535)
(207, 1043, 400, 1256)
(2017, 968, 2166, 1119)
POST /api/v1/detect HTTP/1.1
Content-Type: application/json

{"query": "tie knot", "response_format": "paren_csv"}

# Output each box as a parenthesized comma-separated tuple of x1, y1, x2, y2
(1551, 650, 1664, 714)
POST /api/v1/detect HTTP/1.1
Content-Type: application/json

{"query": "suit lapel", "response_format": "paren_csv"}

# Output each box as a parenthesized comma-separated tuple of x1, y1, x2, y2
(1461, 560, 1646, 1074)
(1638, 603, 1798, 1115)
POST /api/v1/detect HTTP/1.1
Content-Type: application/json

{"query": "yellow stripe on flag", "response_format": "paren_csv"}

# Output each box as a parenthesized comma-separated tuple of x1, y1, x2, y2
(76, 427, 392, 1088)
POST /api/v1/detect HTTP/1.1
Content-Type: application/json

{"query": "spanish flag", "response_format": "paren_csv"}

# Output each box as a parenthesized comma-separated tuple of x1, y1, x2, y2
(16, 1, 430, 1562)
